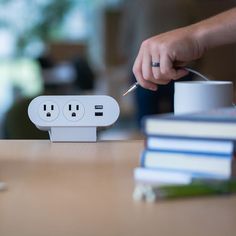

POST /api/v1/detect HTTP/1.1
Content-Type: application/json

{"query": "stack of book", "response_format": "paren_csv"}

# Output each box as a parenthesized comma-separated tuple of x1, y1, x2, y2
(133, 107, 236, 201)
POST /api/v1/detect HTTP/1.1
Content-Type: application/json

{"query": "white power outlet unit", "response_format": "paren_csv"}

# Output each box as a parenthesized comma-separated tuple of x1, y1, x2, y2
(28, 95, 120, 142)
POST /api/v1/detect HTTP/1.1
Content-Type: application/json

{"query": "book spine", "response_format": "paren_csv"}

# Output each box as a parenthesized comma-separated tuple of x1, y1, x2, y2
(142, 130, 236, 154)
(134, 167, 229, 183)
(156, 179, 236, 199)
(142, 149, 232, 160)
(141, 150, 232, 177)
(144, 148, 233, 157)
(144, 135, 236, 156)
(143, 118, 236, 140)
(143, 132, 236, 143)
(133, 179, 236, 202)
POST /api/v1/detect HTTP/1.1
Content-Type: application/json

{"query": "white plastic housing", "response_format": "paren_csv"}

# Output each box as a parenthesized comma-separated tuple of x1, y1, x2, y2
(28, 95, 120, 142)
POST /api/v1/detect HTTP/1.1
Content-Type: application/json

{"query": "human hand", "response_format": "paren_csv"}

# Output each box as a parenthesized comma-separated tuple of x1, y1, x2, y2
(132, 26, 205, 91)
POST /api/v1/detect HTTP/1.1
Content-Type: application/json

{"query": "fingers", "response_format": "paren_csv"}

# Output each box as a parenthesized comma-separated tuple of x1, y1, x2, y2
(142, 51, 169, 85)
(151, 55, 171, 85)
(133, 49, 157, 91)
(133, 52, 188, 88)
(172, 69, 189, 80)
(133, 45, 173, 90)
(151, 55, 160, 80)
(160, 54, 189, 80)
(142, 50, 152, 80)
(133, 45, 171, 91)
(132, 37, 191, 90)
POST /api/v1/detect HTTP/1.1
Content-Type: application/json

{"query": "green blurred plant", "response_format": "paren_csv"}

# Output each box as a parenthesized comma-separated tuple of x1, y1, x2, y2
(0, 0, 74, 55)
(0, 0, 118, 56)
(20, 0, 74, 49)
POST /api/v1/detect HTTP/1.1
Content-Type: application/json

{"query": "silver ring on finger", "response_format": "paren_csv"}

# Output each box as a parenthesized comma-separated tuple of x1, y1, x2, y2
(151, 62, 160, 67)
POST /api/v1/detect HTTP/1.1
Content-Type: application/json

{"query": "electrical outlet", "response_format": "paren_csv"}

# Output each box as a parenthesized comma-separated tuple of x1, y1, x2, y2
(63, 101, 85, 121)
(28, 95, 120, 142)
(38, 101, 59, 122)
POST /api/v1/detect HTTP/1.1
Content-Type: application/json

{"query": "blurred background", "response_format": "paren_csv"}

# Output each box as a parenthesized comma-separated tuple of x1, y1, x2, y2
(0, 0, 236, 140)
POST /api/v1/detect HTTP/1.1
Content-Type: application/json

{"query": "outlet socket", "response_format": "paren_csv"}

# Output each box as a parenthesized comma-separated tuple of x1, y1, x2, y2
(38, 101, 59, 122)
(63, 100, 84, 121)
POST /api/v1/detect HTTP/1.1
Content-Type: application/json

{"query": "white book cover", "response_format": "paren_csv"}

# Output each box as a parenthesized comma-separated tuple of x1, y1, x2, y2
(134, 167, 192, 185)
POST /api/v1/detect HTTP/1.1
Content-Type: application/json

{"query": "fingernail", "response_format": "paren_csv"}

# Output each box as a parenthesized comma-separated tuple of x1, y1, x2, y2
(150, 86, 157, 91)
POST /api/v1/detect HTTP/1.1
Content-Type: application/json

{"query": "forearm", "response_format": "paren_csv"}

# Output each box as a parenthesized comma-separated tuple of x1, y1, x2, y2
(192, 7, 236, 52)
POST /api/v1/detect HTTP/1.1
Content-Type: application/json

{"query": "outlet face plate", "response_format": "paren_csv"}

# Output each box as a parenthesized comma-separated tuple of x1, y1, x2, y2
(63, 100, 85, 121)
(28, 95, 120, 127)
(38, 101, 59, 122)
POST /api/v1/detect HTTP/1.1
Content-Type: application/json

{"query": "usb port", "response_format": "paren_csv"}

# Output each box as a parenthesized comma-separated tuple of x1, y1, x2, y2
(95, 112, 103, 116)
(95, 105, 103, 109)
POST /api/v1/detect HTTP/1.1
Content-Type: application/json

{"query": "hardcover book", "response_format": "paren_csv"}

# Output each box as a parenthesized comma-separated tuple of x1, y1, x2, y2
(144, 106, 236, 140)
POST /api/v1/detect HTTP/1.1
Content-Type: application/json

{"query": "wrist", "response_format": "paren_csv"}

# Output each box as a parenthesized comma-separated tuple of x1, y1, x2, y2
(190, 8, 236, 52)
(191, 23, 210, 56)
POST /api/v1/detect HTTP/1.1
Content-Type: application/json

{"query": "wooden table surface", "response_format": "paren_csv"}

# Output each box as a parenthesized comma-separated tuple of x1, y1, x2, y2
(0, 140, 236, 236)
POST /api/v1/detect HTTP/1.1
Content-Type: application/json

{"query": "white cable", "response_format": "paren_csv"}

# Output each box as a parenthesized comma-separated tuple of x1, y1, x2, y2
(185, 67, 209, 81)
